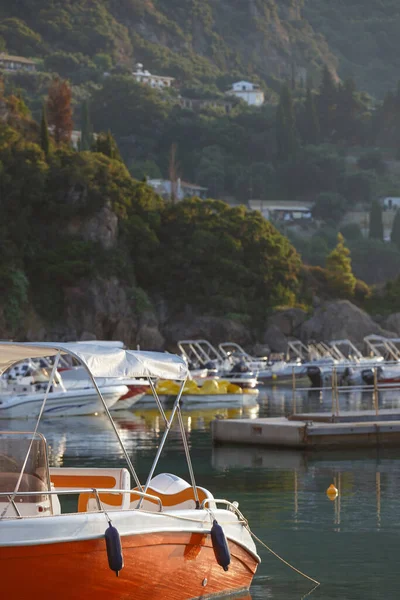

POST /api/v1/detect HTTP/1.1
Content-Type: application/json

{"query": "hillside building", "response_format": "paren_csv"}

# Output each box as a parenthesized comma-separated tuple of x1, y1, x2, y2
(248, 200, 313, 221)
(0, 53, 36, 72)
(132, 63, 174, 89)
(147, 178, 208, 201)
(179, 96, 234, 113)
(380, 197, 400, 210)
(226, 81, 264, 106)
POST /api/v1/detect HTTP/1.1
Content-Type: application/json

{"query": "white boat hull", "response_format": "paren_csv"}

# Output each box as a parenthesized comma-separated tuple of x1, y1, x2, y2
(111, 391, 146, 411)
(0, 385, 128, 418)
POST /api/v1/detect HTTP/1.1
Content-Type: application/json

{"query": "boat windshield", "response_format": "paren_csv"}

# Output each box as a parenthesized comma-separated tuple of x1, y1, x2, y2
(0, 432, 50, 501)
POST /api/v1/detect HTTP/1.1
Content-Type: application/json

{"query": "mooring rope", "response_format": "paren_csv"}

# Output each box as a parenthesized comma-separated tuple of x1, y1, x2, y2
(248, 528, 320, 588)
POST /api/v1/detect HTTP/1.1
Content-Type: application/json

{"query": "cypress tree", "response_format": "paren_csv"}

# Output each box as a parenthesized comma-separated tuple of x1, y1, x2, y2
(276, 83, 297, 161)
(80, 100, 93, 151)
(40, 103, 50, 157)
(391, 208, 400, 250)
(317, 65, 337, 140)
(369, 199, 384, 241)
(302, 85, 320, 145)
(326, 233, 356, 298)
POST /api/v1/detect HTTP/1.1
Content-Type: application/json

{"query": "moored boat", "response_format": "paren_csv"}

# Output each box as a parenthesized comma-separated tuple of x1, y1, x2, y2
(0, 342, 259, 599)
(0, 385, 127, 418)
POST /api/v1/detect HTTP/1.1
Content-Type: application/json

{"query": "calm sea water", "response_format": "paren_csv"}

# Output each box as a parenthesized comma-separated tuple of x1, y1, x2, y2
(5, 386, 400, 600)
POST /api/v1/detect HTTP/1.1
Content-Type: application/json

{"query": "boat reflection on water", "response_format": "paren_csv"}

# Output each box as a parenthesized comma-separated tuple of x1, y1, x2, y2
(132, 401, 259, 433)
(2, 400, 260, 466)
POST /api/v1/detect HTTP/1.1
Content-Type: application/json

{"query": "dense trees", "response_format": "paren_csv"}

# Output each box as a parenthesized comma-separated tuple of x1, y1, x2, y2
(0, 91, 305, 333)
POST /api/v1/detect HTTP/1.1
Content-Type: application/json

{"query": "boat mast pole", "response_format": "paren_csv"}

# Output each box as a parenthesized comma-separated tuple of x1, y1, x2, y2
(81, 367, 143, 491)
(137, 378, 187, 508)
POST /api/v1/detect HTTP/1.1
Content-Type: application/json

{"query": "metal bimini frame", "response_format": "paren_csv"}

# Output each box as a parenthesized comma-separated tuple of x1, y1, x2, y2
(218, 342, 255, 362)
(178, 340, 225, 368)
(364, 335, 400, 362)
(0, 345, 201, 519)
(329, 339, 363, 361)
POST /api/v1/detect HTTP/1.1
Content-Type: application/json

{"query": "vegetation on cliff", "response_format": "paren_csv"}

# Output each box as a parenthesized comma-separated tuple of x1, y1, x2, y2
(0, 88, 303, 336)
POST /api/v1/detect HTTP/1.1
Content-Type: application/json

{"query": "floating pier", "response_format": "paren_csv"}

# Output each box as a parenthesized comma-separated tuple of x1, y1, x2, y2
(211, 409, 400, 449)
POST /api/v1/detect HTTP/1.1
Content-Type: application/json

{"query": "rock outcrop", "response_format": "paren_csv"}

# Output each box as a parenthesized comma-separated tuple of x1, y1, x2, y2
(163, 315, 252, 351)
(67, 204, 118, 250)
(300, 300, 395, 346)
(263, 324, 288, 353)
(384, 313, 400, 335)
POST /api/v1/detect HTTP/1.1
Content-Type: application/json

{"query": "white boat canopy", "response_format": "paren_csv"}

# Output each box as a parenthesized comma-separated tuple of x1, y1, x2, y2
(0, 342, 188, 381)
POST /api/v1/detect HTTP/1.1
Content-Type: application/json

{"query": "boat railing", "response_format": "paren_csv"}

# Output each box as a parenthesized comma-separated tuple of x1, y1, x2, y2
(201, 497, 248, 523)
(0, 487, 163, 517)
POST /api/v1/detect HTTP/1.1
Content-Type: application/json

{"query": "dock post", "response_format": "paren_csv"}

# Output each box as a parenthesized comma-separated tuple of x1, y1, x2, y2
(335, 368, 340, 417)
(331, 367, 336, 418)
(373, 367, 379, 416)
(292, 366, 296, 414)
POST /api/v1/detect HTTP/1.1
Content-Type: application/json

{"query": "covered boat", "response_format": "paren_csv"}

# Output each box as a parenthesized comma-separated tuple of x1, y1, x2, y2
(0, 342, 259, 600)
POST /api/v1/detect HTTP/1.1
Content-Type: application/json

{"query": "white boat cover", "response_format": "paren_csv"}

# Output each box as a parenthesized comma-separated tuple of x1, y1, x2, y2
(0, 342, 188, 381)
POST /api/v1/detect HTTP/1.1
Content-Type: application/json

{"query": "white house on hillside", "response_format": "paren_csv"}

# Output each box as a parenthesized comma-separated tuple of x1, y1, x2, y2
(226, 81, 264, 106)
(133, 63, 174, 89)
(0, 53, 36, 72)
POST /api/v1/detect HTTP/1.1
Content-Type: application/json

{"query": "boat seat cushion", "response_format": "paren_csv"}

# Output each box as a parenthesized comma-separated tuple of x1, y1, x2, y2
(130, 473, 215, 511)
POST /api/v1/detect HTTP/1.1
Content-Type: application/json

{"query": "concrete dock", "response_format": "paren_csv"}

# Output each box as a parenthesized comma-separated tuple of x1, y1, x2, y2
(211, 409, 400, 449)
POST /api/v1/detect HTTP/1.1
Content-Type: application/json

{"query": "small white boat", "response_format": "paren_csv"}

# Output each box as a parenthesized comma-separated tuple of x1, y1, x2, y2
(0, 385, 128, 418)
(58, 367, 150, 411)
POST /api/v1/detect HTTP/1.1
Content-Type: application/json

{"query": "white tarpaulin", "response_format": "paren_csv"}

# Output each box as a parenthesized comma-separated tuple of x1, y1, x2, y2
(0, 342, 188, 381)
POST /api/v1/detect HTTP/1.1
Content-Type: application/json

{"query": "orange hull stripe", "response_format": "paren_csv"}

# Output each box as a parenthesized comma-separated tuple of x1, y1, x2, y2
(51, 474, 117, 489)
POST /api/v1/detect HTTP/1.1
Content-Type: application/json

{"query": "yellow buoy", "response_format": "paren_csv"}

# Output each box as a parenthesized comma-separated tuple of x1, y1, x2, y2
(326, 483, 338, 500)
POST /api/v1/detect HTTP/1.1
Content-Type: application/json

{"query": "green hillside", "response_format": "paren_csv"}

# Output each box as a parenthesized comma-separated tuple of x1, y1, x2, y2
(0, 1, 399, 97)
(0, 0, 337, 95)
(303, 0, 400, 97)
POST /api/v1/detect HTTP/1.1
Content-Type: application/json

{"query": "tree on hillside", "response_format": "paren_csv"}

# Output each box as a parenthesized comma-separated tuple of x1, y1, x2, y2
(326, 233, 356, 298)
(369, 199, 384, 241)
(46, 79, 73, 145)
(391, 209, 400, 250)
(276, 83, 297, 161)
(335, 77, 361, 143)
(317, 66, 337, 140)
(80, 100, 93, 151)
(168, 143, 180, 203)
(302, 84, 320, 145)
(40, 103, 50, 157)
(92, 131, 122, 162)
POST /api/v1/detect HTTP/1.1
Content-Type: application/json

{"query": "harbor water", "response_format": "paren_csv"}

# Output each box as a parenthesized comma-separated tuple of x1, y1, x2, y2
(5, 386, 400, 599)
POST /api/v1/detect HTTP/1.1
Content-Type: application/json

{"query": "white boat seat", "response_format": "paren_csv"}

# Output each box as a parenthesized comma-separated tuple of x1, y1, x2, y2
(50, 467, 131, 512)
(130, 473, 216, 511)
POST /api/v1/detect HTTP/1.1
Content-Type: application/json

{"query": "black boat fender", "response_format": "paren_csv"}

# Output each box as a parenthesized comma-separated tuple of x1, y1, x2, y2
(211, 519, 231, 571)
(105, 522, 124, 577)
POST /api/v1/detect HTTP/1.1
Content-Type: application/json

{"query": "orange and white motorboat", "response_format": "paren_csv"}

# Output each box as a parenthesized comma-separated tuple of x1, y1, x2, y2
(0, 342, 260, 600)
